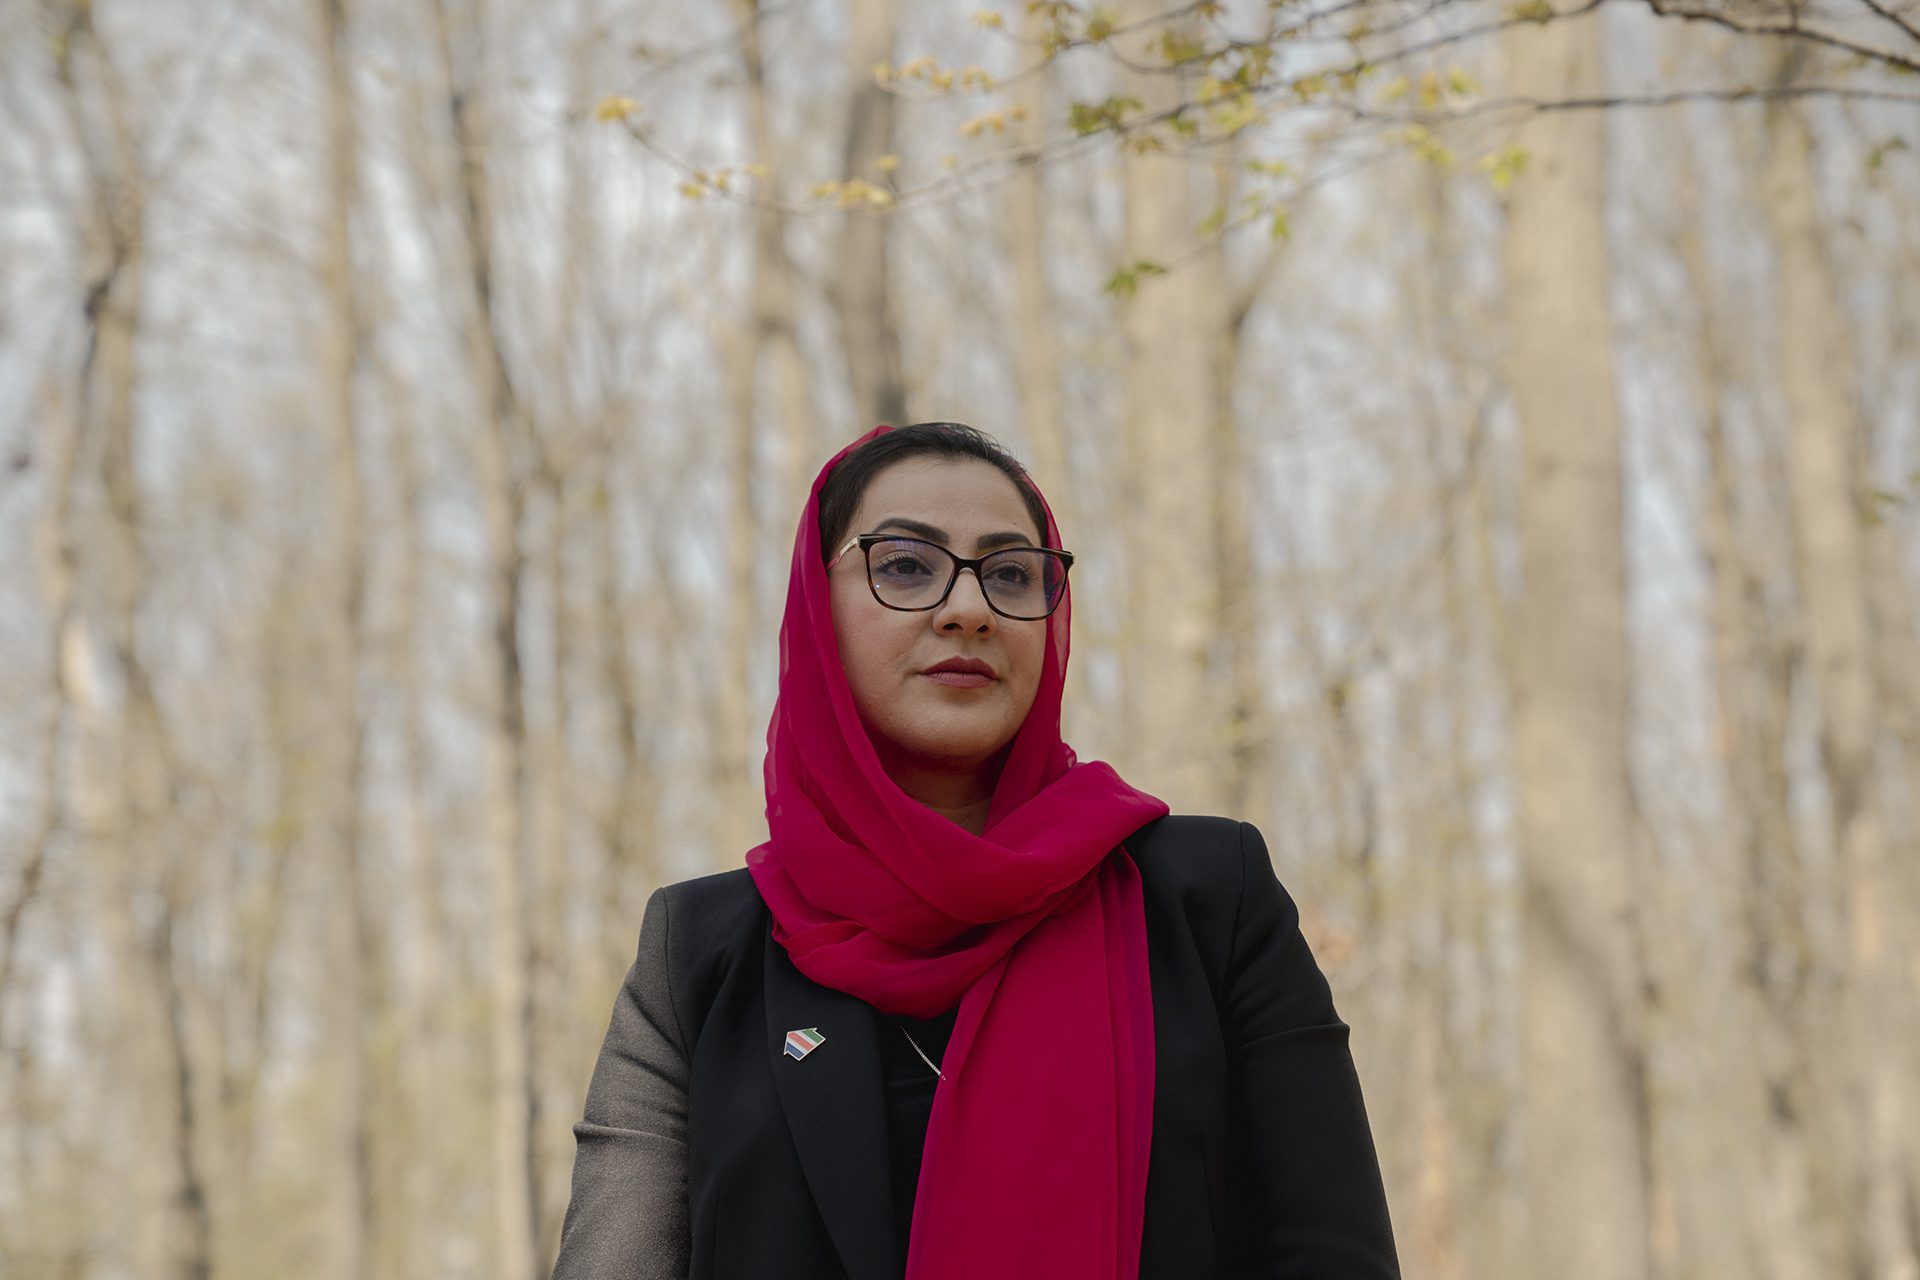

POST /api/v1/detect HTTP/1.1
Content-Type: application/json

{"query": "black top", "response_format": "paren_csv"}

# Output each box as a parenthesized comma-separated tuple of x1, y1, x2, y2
(876, 1005, 960, 1251)
(552, 815, 1402, 1280)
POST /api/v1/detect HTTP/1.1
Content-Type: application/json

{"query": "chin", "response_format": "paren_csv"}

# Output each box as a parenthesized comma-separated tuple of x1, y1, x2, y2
(879, 721, 1019, 770)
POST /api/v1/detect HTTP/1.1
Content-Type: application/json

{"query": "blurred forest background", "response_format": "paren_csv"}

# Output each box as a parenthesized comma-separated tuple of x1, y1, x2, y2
(1, 0, 1917, 1277)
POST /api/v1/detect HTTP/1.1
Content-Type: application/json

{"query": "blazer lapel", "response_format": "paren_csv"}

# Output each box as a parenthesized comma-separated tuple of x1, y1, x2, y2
(764, 937, 900, 1280)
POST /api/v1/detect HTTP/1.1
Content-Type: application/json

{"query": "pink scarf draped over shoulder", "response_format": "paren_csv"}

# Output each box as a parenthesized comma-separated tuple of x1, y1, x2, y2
(746, 426, 1169, 1278)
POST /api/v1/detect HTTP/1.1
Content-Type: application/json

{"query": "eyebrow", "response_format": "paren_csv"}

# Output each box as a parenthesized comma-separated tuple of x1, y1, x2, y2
(867, 517, 1037, 551)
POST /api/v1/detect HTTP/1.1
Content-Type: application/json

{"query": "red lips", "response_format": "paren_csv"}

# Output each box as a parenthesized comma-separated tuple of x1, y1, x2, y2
(922, 657, 998, 678)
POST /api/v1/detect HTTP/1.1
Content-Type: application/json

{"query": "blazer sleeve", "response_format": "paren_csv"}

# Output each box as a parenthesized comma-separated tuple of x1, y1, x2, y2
(552, 887, 692, 1280)
(1225, 821, 1401, 1278)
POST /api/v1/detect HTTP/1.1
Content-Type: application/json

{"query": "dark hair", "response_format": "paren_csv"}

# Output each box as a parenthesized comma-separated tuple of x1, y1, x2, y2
(816, 422, 1052, 561)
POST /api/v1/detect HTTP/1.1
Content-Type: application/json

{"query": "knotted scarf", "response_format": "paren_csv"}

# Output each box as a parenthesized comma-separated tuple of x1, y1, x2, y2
(746, 425, 1168, 1278)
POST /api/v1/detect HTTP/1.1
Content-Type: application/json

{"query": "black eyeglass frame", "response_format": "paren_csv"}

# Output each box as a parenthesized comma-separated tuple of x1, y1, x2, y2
(826, 533, 1076, 620)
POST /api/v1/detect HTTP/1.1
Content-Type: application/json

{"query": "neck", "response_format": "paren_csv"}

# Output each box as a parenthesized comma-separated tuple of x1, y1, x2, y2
(878, 749, 1005, 836)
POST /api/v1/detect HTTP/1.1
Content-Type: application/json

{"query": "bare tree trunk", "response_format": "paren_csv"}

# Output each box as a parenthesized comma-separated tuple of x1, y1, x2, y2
(6, 378, 84, 1050)
(1006, 21, 1065, 506)
(215, 571, 303, 1244)
(390, 381, 453, 1280)
(1500, 11, 1650, 1279)
(833, 0, 904, 427)
(1886, 230, 1920, 1254)
(84, 191, 213, 1280)
(525, 17, 605, 1262)
(1674, 117, 1820, 1280)
(1455, 390, 1528, 1280)
(1002, 23, 1106, 745)
(588, 424, 656, 924)
(1759, 62, 1916, 1280)
(1115, 5, 1223, 814)
(10, 380, 88, 1279)
(47, 10, 213, 1277)
(1405, 158, 1492, 1280)
(1863, 466, 1920, 1261)
(1702, 407, 1822, 1280)
(1211, 156, 1273, 828)
(1863, 513, 1920, 1270)
(432, 0, 538, 1273)
(314, 2, 372, 1274)
(718, 0, 816, 864)
(1430, 436, 1521, 1280)
(531, 461, 575, 1269)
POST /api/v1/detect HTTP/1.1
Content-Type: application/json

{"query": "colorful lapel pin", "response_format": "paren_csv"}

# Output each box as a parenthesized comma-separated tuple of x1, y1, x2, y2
(784, 1027, 826, 1061)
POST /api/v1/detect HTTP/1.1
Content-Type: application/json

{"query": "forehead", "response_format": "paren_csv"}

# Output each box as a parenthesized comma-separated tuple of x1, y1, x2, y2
(850, 457, 1042, 542)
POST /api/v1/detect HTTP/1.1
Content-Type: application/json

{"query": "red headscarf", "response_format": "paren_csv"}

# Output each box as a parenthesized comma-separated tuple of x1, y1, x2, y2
(747, 425, 1169, 1278)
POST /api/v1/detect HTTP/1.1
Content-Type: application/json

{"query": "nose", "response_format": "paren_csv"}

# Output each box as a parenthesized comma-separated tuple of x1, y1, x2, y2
(934, 566, 996, 632)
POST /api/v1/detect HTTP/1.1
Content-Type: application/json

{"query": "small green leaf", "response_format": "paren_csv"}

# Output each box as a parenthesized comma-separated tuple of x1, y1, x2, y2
(1159, 29, 1206, 63)
(1862, 486, 1908, 527)
(1212, 93, 1263, 136)
(1103, 259, 1167, 298)
(1865, 137, 1909, 172)
(1068, 95, 1142, 135)
(1477, 145, 1530, 191)
(593, 95, 638, 122)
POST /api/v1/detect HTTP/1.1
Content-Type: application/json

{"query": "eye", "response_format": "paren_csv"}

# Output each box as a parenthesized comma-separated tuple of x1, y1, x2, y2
(986, 559, 1036, 586)
(873, 549, 937, 578)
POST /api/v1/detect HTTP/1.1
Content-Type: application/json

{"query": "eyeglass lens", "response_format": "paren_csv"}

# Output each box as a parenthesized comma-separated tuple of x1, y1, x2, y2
(866, 538, 1066, 618)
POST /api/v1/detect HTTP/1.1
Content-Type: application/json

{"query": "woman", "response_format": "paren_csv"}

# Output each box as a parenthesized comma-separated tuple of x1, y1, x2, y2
(553, 423, 1400, 1279)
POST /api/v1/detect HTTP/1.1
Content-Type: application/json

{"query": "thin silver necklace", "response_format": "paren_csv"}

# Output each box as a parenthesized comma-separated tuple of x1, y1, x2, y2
(894, 1020, 947, 1081)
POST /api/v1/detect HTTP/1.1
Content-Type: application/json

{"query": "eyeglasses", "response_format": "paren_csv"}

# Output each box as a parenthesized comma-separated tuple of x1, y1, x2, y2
(827, 533, 1075, 620)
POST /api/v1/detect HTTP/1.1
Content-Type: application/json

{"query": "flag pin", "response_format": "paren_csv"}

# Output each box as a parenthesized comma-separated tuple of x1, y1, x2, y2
(784, 1027, 826, 1061)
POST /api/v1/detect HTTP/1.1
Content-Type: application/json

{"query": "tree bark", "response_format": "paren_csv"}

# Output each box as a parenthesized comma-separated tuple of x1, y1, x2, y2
(1211, 156, 1270, 827)
(1006, 17, 1066, 505)
(1406, 157, 1500, 1280)
(718, 0, 817, 865)
(1673, 112, 1821, 1280)
(588, 425, 657, 928)
(314, 2, 373, 1274)
(50, 10, 213, 1277)
(1115, 4, 1224, 813)
(389, 370, 453, 1280)
(1004, 20, 1095, 725)
(6, 379, 82, 1053)
(1500, 10, 1651, 1278)
(833, 0, 904, 427)
(1759, 61, 1917, 1280)
(431, 0, 539, 1273)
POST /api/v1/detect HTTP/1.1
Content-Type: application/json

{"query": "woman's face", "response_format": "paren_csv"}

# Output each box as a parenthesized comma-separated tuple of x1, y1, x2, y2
(828, 456, 1049, 777)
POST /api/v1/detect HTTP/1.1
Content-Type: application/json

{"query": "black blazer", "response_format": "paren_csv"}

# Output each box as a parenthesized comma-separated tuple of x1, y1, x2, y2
(553, 815, 1400, 1279)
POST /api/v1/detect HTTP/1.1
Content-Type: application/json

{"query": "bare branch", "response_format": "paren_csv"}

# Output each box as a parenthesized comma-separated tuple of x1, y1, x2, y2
(1855, 0, 1920, 43)
(1640, 0, 1920, 74)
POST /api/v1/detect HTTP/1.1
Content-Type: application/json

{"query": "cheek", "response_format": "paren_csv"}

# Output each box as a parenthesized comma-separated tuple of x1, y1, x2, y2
(828, 585, 873, 690)
(1008, 627, 1047, 710)
(829, 589, 907, 703)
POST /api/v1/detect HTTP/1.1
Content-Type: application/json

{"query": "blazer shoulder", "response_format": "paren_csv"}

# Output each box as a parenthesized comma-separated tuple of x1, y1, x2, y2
(1124, 813, 1257, 905)
(650, 867, 767, 1033)
(660, 864, 761, 914)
